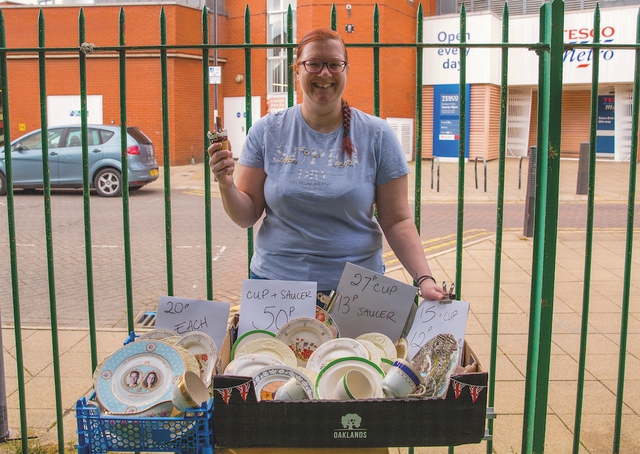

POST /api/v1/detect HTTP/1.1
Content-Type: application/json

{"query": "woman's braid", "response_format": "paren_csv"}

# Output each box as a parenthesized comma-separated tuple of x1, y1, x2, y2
(341, 99, 355, 157)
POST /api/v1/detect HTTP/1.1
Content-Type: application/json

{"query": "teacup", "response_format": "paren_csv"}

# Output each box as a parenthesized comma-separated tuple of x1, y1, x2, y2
(274, 377, 309, 401)
(172, 371, 210, 411)
(334, 369, 375, 400)
(382, 358, 427, 398)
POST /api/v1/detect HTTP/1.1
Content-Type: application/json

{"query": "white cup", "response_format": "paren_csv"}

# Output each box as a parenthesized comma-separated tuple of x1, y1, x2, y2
(334, 369, 375, 400)
(382, 358, 426, 398)
(172, 371, 210, 411)
(274, 378, 309, 401)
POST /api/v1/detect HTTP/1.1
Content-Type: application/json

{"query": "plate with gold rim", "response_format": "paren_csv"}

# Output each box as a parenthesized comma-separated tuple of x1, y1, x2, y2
(234, 338, 297, 367)
(306, 338, 369, 372)
(175, 331, 218, 387)
(276, 317, 335, 366)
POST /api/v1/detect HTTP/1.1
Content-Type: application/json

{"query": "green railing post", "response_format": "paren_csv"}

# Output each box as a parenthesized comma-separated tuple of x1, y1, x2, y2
(38, 9, 65, 452)
(244, 5, 254, 276)
(414, 4, 424, 240)
(572, 5, 600, 453)
(373, 4, 380, 117)
(0, 10, 29, 453)
(454, 5, 467, 300)
(287, 5, 294, 108)
(202, 5, 214, 300)
(78, 8, 98, 371)
(118, 7, 135, 333)
(160, 7, 175, 297)
(612, 8, 640, 454)
(486, 5, 509, 453)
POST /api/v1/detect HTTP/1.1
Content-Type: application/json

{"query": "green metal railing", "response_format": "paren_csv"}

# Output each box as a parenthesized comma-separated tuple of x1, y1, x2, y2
(0, 1, 639, 453)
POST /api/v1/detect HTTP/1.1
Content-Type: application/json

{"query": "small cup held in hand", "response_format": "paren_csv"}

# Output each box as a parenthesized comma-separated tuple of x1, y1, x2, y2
(334, 369, 375, 400)
(172, 371, 210, 411)
(382, 358, 427, 398)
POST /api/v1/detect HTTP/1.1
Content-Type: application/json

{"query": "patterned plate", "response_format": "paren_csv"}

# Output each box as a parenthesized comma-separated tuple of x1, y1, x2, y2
(276, 317, 335, 366)
(95, 340, 185, 414)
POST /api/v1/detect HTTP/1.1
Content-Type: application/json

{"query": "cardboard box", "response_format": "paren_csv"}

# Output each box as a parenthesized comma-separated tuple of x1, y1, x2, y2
(213, 316, 487, 448)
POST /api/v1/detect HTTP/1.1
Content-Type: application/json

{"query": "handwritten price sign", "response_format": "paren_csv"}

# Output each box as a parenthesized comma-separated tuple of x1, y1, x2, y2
(404, 299, 470, 360)
(330, 262, 418, 340)
(238, 279, 317, 336)
(155, 296, 231, 351)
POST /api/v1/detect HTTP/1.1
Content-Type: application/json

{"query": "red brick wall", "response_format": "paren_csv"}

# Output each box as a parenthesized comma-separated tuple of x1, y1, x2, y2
(0, 1, 434, 165)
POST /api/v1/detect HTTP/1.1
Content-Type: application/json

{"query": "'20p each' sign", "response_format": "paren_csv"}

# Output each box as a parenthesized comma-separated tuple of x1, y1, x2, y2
(330, 262, 418, 341)
(238, 279, 317, 336)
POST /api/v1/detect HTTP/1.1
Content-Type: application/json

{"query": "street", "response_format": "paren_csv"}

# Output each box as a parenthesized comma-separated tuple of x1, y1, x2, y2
(0, 165, 636, 330)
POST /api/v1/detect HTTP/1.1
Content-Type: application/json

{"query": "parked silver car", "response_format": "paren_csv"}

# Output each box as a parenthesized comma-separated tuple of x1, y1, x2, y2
(0, 125, 159, 197)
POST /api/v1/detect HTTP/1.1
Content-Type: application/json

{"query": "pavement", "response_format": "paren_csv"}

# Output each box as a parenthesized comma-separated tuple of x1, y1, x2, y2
(1, 156, 640, 453)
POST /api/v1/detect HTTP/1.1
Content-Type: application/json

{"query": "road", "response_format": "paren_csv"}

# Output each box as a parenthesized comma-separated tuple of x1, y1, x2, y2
(0, 181, 636, 329)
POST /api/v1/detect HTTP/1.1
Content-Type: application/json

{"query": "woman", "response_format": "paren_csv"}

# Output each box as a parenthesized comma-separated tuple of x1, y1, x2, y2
(209, 28, 445, 302)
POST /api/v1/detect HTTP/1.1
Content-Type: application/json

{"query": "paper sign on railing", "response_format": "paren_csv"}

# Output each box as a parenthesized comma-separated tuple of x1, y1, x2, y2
(238, 279, 317, 336)
(155, 296, 231, 352)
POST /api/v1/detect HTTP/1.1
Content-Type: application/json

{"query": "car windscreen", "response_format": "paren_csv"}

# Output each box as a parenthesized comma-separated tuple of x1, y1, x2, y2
(127, 127, 152, 145)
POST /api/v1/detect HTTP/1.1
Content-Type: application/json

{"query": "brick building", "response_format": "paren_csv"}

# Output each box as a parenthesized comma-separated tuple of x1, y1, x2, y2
(0, 0, 430, 165)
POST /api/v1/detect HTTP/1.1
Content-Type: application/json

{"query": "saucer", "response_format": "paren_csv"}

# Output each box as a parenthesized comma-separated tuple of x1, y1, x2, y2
(224, 353, 286, 376)
(276, 317, 335, 365)
(233, 338, 297, 368)
(356, 332, 396, 360)
(137, 329, 178, 341)
(357, 339, 382, 368)
(315, 356, 384, 400)
(306, 338, 369, 372)
(411, 333, 459, 398)
(252, 365, 315, 401)
(231, 329, 276, 360)
(315, 306, 340, 338)
(95, 340, 185, 414)
(175, 331, 218, 387)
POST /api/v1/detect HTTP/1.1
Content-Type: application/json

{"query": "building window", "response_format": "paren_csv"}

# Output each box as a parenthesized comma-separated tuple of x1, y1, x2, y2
(267, 0, 296, 95)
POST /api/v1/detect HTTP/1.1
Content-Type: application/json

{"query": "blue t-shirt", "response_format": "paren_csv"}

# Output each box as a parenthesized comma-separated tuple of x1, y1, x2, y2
(239, 105, 410, 290)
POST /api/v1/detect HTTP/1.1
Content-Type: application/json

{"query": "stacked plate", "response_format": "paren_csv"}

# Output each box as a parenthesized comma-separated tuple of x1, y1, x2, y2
(94, 330, 218, 416)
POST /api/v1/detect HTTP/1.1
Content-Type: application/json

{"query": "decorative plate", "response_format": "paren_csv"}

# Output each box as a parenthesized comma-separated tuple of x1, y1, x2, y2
(175, 331, 218, 387)
(357, 339, 383, 368)
(231, 329, 276, 361)
(137, 329, 178, 341)
(224, 353, 286, 376)
(276, 317, 335, 366)
(315, 306, 340, 338)
(251, 365, 315, 401)
(411, 333, 459, 398)
(356, 332, 397, 360)
(95, 340, 185, 414)
(314, 356, 385, 400)
(306, 338, 369, 372)
(234, 338, 297, 367)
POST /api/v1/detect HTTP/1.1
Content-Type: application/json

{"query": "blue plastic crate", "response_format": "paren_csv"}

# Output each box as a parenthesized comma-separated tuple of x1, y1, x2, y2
(75, 395, 213, 454)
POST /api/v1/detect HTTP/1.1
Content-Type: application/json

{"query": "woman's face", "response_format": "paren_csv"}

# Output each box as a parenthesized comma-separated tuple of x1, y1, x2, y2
(296, 38, 348, 110)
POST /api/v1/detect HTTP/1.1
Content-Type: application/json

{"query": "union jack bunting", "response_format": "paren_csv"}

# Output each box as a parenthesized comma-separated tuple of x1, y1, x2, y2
(216, 388, 233, 405)
(452, 379, 466, 398)
(450, 378, 486, 403)
(236, 382, 252, 402)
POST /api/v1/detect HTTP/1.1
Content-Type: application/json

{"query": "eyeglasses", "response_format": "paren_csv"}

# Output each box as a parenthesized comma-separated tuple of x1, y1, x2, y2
(299, 60, 348, 74)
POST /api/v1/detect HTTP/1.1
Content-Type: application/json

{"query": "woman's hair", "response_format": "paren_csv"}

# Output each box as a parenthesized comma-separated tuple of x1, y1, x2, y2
(297, 28, 355, 158)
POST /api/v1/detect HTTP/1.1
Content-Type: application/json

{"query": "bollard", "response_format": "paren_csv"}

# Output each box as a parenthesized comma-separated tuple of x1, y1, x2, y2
(523, 146, 537, 238)
(0, 309, 9, 442)
(576, 142, 589, 195)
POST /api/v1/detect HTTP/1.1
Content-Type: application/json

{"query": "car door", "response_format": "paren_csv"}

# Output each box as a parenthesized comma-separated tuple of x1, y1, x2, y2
(10, 128, 64, 187)
(55, 127, 104, 186)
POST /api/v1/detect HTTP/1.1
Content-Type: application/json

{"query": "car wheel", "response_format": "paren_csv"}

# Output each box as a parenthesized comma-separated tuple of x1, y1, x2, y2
(94, 168, 122, 197)
(0, 172, 6, 196)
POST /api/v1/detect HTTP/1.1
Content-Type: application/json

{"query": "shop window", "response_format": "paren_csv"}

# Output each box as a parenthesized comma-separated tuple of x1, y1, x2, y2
(267, 0, 296, 95)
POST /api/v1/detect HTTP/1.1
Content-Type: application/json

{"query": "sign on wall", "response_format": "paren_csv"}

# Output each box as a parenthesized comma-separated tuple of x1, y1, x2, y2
(47, 95, 103, 127)
(433, 84, 470, 159)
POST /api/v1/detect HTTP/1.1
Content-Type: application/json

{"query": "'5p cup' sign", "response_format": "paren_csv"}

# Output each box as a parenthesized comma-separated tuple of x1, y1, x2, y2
(405, 299, 470, 360)
(238, 279, 316, 336)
